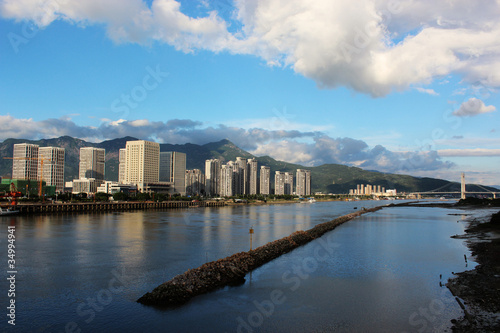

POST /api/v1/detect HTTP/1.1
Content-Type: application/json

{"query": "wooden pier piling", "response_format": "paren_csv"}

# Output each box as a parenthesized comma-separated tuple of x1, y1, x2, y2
(15, 200, 225, 215)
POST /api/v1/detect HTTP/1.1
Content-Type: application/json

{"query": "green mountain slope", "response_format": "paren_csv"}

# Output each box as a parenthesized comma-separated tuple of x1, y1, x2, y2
(160, 139, 254, 170)
(0, 136, 496, 194)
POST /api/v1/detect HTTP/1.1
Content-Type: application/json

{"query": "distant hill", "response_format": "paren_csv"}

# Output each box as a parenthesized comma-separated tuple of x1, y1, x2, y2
(0, 136, 497, 194)
(159, 139, 254, 171)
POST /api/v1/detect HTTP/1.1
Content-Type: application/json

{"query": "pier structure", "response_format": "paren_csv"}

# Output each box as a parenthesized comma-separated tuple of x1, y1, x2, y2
(15, 200, 225, 214)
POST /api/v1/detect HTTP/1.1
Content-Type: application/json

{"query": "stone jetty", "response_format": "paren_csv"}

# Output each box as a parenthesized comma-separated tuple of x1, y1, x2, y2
(137, 206, 384, 307)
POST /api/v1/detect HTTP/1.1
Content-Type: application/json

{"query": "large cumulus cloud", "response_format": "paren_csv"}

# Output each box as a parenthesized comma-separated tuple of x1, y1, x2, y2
(2, 0, 500, 95)
(250, 135, 454, 173)
(452, 98, 496, 117)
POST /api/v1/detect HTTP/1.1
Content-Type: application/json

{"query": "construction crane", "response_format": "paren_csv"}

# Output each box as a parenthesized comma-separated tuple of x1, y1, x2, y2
(3, 156, 52, 201)
(0, 182, 22, 208)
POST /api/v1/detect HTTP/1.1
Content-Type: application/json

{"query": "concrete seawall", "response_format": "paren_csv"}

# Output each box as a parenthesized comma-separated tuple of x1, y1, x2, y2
(137, 205, 385, 307)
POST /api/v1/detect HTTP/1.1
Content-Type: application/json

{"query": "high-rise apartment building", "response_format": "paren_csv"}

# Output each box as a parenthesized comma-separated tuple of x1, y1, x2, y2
(118, 148, 126, 184)
(159, 152, 171, 182)
(247, 159, 258, 195)
(124, 140, 160, 192)
(12, 143, 39, 180)
(160, 151, 186, 195)
(366, 184, 372, 195)
(296, 169, 311, 196)
(210, 157, 270, 197)
(284, 172, 293, 195)
(260, 166, 270, 195)
(235, 157, 247, 195)
(79, 147, 105, 183)
(350, 184, 388, 196)
(205, 159, 221, 196)
(220, 163, 234, 197)
(38, 147, 65, 192)
(172, 152, 186, 195)
(275, 171, 284, 195)
(185, 169, 205, 196)
(275, 171, 293, 195)
(205, 159, 220, 196)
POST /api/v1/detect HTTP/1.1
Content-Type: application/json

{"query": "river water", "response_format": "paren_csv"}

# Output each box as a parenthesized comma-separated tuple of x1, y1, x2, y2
(0, 200, 496, 332)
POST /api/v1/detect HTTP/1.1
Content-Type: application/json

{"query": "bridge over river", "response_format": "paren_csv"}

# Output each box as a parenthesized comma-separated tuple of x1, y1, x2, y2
(410, 173, 499, 199)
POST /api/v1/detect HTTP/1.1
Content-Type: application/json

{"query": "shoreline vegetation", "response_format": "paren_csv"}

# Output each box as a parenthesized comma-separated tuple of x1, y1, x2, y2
(137, 205, 384, 306)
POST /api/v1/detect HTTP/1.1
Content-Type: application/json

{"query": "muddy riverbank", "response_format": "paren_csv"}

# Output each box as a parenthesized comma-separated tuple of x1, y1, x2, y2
(447, 210, 500, 332)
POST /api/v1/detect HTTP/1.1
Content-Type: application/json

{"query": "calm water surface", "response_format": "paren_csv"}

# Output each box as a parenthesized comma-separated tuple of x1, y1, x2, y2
(0, 200, 495, 332)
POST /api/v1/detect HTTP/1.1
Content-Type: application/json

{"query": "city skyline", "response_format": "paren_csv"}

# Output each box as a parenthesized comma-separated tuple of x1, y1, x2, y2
(0, 1, 499, 185)
(4, 135, 498, 196)
(6, 137, 313, 196)
(3, 3, 499, 331)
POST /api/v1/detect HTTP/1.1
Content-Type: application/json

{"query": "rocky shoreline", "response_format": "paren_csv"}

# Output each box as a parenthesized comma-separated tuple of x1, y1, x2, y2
(137, 206, 384, 307)
(446, 209, 500, 332)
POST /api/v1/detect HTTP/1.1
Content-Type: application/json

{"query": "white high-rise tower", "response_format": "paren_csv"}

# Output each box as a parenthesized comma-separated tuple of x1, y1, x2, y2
(260, 166, 270, 195)
(205, 159, 222, 196)
(38, 147, 65, 192)
(296, 169, 311, 196)
(124, 140, 160, 192)
(12, 143, 39, 180)
(247, 158, 258, 195)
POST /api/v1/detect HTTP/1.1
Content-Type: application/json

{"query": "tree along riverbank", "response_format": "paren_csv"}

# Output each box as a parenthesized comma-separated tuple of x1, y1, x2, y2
(137, 206, 384, 307)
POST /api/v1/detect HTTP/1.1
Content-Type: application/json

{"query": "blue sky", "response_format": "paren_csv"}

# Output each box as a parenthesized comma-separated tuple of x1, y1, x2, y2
(0, 0, 499, 185)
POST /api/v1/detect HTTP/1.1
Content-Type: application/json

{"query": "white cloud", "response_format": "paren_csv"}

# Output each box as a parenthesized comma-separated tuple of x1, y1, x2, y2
(2, 0, 500, 95)
(435, 136, 500, 148)
(360, 131, 403, 150)
(408, 169, 500, 186)
(438, 148, 500, 157)
(415, 87, 439, 96)
(452, 98, 497, 117)
(249, 135, 453, 173)
(0, 115, 453, 173)
(223, 117, 333, 133)
(109, 119, 127, 126)
(250, 140, 313, 165)
(0, 0, 235, 47)
(0, 115, 97, 140)
(129, 119, 150, 127)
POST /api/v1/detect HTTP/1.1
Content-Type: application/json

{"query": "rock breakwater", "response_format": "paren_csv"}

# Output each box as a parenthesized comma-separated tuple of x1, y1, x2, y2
(137, 206, 384, 307)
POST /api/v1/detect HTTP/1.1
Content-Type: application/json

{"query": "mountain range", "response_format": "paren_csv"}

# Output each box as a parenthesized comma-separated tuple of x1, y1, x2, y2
(0, 136, 497, 194)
